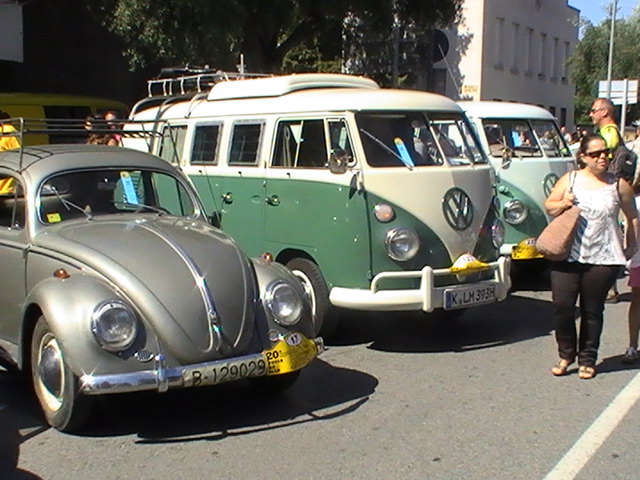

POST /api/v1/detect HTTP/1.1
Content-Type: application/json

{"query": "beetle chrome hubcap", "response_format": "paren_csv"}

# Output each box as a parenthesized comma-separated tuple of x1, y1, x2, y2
(36, 333, 65, 412)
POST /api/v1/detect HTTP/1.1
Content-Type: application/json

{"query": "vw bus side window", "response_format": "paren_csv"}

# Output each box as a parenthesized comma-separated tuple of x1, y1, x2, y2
(158, 125, 187, 164)
(531, 120, 572, 157)
(229, 123, 263, 165)
(191, 123, 221, 165)
(273, 119, 328, 168)
(328, 119, 354, 166)
(429, 115, 487, 165)
(482, 120, 541, 157)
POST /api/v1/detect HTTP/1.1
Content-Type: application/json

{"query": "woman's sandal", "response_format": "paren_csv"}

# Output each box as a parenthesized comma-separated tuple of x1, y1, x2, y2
(551, 359, 573, 376)
(578, 365, 596, 380)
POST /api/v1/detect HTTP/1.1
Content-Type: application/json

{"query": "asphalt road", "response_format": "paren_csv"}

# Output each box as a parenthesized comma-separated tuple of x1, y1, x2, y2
(2, 269, 639, 480)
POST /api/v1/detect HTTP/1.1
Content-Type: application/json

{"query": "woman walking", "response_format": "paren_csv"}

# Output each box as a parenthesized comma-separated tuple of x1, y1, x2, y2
(545, 133, 638, 379)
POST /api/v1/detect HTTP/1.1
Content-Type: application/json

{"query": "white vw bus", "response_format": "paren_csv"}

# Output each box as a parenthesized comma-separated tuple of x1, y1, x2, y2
(460, 102, 575, 265)
(125, 73, 511, 336)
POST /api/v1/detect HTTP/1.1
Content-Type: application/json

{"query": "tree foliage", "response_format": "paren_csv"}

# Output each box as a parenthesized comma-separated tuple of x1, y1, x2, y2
(85, 0, 461, 77)
(570, 4, 640, 125)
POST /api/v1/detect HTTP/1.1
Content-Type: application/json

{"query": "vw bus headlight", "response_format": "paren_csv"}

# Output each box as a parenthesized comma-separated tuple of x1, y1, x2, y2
(265, 281, 303, 326)
(491, 219, 505, 248)
(385, 227, 420, 261)
(91, 300, 138, 352)
(503, 200, 529, 225)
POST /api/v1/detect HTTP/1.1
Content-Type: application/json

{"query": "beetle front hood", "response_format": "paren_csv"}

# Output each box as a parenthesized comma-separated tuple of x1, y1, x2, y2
(33, 217, 257, 363)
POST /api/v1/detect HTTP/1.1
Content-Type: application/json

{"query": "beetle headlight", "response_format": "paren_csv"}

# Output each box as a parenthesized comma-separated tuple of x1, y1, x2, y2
(503, 200, 529, 225)
(491, 219, 505, 248)
(265, 281, 303, 326)
(385, 227, 420, 261)
(91, 300, 138, 352)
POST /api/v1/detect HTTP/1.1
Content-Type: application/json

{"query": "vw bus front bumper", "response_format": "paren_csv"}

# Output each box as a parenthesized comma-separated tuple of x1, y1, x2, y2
(329, 256, 511, 312)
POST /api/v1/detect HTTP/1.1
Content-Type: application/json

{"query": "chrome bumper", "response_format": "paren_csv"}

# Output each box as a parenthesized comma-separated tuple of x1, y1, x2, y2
(329, 256, 511, 312)
(80, 336, 324, 395)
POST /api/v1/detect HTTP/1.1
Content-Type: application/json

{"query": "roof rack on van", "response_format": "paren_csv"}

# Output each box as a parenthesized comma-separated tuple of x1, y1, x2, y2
(147, 66, 271, 97)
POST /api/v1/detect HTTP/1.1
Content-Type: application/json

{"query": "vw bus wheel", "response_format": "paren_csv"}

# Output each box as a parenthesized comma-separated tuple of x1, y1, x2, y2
(285, 258, 338, 338)
(31, 316, 91, 432)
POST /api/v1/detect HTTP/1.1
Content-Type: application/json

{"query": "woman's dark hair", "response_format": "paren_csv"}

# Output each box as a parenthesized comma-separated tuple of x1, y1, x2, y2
(575, 132, 605, 168)
(0, 110, 10, 120)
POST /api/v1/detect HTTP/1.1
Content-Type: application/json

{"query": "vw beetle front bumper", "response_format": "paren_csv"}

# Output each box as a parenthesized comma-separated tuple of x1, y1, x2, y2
(80, 334, 324, 395)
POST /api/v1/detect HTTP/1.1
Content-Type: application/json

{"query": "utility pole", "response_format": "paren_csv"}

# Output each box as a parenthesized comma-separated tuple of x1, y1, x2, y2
(606, 0, 618, 98)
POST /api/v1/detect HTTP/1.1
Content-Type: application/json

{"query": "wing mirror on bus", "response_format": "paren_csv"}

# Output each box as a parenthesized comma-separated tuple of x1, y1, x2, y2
(328, 149, 349, 174)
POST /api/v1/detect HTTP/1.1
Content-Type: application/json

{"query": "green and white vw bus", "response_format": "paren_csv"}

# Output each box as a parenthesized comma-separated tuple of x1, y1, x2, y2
(459, 102, 575, 265)
(125, 73, 511, 336)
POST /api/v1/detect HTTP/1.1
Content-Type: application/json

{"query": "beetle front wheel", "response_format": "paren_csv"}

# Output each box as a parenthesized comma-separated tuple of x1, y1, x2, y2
(31, 316, 91, 432)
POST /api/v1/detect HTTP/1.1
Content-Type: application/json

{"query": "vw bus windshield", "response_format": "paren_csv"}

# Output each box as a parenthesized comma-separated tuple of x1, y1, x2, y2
(356, 112, 487, 168)
(481, 119, 572, 158)
(38, 169, 197, 224)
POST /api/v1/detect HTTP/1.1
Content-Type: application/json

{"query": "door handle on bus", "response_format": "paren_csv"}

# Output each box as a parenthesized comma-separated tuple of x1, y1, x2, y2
(265, 195, 280, 206)
(222, 192, 233, 204)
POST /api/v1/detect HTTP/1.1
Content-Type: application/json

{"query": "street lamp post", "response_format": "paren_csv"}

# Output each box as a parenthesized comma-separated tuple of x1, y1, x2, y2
(606, 0, 618, 99)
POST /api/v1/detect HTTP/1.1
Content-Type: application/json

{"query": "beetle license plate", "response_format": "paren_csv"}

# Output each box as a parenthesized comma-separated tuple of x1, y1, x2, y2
(184, 333, 318, 387)
(444, 284, 496, 309)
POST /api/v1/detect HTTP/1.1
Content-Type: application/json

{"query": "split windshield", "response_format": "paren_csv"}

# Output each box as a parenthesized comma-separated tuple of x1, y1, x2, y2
(355, 111, 486, 168)
(481, 119, 572, 158)
(38, 169, 196, 224)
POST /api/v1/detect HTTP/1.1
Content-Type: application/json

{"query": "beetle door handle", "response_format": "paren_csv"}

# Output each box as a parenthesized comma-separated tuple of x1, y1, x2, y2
(222, 192, 233, 204)
(265, 195, 280, 206)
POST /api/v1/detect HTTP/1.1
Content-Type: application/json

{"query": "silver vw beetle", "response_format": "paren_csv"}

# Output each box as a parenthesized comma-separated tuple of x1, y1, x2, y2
(0, 144, 323, 432)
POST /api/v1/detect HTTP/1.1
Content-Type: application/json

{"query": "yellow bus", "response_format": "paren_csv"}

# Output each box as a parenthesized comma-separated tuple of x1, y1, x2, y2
(0, 93, 128, 145)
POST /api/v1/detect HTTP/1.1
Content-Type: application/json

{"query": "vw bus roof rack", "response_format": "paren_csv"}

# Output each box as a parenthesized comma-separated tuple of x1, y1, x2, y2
(146, 66, 271, 97)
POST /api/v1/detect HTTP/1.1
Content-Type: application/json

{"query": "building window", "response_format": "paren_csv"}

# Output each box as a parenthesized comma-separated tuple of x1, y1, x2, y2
(551, 37, 559, 81)
(510, 22, 520, 74)
(538, 33, 547, 79)
(562, 41, 570, 82)
(494, 17, 505, 69)
(525, 27, 534, 76)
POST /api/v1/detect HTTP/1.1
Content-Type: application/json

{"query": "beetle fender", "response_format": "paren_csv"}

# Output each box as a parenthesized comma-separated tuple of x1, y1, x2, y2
(23, 273, 139, 377)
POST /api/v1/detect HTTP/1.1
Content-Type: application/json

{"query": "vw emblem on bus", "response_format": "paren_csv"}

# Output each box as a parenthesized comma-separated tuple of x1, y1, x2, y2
(442, 188, 474, 230)
(543, 173, 559, 197)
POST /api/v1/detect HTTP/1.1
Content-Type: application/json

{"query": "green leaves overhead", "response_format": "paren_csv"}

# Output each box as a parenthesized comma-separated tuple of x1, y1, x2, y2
(86, 0, 461, 75)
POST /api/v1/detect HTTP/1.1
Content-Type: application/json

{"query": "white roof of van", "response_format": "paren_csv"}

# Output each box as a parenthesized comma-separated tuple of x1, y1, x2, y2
(458, 101, 555, 120)
(207, 73, 379, 100)
(134, 75, 464, 118)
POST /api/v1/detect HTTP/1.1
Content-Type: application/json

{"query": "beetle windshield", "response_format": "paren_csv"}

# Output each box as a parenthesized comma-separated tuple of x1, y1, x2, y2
(38, 169, 197, 224)
(481, 119, 572, 158)
(355, 111, 487, 167)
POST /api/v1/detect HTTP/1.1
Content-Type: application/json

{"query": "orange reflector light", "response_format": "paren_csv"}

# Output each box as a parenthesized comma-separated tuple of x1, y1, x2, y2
(261, 252, 274, 263)
(53, 269, 70, 279)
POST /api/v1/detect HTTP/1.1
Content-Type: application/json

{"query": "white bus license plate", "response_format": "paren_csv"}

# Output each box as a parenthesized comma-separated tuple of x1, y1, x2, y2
(444, 284, 496, 309)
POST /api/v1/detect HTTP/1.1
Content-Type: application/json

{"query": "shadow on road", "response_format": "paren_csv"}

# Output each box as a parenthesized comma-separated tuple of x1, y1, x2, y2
(328, 269, 554, 353)
(69, 358, 377, 442)
(0, 370, 47, 480)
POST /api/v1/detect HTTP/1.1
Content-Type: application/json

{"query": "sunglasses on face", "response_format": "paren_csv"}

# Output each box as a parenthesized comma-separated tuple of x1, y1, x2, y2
(584, 148, 611, 157)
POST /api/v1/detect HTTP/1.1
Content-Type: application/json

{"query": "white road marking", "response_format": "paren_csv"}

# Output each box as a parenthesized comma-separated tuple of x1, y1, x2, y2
(543, 371, 640, 480)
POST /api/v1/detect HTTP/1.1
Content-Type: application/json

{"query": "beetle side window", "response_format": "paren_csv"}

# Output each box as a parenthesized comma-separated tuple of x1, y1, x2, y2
(191, 124, 221, 165)
(0, 176, 25, 228)
(272, 119, 328, 168)
(158, 125, 188, 164)
(229, 123, 262, 165)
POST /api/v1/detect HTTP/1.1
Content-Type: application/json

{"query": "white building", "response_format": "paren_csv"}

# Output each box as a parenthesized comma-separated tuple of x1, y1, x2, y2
(436, 0, 579, 128)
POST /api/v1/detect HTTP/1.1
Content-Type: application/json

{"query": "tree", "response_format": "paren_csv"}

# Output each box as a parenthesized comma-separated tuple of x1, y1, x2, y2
(86, 0, 461, 77)
(570, 4, 640, 126)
